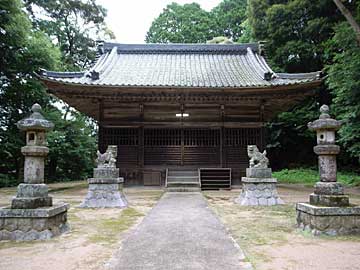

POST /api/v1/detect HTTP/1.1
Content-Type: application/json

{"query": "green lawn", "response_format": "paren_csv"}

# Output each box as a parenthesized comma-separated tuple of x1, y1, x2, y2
(273, 168, 360, 186)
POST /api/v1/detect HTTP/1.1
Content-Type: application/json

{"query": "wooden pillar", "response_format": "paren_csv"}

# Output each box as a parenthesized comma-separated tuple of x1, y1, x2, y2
(180, 103, 184, 166)
(220, 104, 225, 167)
(259, 102, 266, 151)
(138, 104, 144, 168)
(98, 99, 105, 152)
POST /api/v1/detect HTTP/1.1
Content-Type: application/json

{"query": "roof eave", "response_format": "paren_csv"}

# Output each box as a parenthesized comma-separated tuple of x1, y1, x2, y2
(38, 75, 323, 92)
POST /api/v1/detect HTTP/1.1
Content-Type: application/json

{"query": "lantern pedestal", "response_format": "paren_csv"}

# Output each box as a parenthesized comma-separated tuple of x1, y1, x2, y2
(0, 204, 70, 241)
(296, 203, 360, 236)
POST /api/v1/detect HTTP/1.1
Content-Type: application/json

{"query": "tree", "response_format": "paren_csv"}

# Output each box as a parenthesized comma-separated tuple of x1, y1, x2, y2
(326, 19, 360, 164)
(207, 36, 233, 44)
(248, 0, 359, 168)
(24, 0, 114, 70)
(146, 1, 251, 44)
(0, 0, 62, 185)
(0, 0, 101, 187)
(333, 0, 360, 45)
(211, 0, 248, 41)
(248, 0, 347, 72)
(146, 3, 216, 43)
(45, 109, 97, 181)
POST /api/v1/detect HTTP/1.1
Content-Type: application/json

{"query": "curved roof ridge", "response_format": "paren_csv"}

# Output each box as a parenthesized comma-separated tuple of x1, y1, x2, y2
(277, 71, 322, 80)
(256, 53, 276, 76)
(90, 52, 109, 73)
(102, 42, 259, 54)
(94, 46, 118, 76)
(245, 47, 271, 81)
(39, 70, 84, 79)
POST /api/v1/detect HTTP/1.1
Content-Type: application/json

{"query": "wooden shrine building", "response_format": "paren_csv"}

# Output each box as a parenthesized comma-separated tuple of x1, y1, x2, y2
(39, 42, 322, 186)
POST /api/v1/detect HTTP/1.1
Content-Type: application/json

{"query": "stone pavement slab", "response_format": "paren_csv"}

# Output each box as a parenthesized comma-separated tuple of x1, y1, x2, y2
(109, 192, 252, 270)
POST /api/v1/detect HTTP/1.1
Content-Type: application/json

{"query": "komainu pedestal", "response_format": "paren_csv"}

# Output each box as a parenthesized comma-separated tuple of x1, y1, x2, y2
(80, 146, 127, 208)
(0, 104, 69, 241)
(235, 145, 284, 206)
(296, 105, 360, 235)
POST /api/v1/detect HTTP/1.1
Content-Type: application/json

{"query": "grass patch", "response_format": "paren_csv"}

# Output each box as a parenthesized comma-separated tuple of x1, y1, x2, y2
(48, 182, 87, 193)
(88, 208, 144, 245)
(274, 168, 360, 186)
(204, 192, 298, 268)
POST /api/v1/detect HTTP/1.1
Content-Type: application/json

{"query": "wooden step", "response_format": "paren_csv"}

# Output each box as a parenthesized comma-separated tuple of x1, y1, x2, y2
(199, 168, 231, 190)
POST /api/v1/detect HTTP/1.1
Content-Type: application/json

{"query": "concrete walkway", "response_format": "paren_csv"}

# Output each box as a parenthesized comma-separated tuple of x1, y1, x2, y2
(109, 192, 252, 270)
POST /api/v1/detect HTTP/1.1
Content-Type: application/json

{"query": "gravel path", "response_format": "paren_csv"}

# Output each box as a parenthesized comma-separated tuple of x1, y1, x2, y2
(109, 192, 251, 270)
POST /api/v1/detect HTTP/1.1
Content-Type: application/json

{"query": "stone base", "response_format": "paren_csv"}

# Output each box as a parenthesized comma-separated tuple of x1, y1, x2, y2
(314, 182, 344, 195)
(246, 168, 272, 178)
(79, 178, 128, 208)
(309, 193, 349, 207)
(235, 177, 284, 206)
(0, 203, 69, 241)
(93, 167, 119, 178)
(296, 203, 360, 235)
(11, 196, 53, 209)
(11, 183, 53, 209)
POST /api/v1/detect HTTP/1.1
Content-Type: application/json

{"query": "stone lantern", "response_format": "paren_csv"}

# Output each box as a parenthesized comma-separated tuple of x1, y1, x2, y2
(12, 103, 54, 208)
(0, 104, 69, 241)
(296, 105, 360, 235)
(308, 104, 348, 206)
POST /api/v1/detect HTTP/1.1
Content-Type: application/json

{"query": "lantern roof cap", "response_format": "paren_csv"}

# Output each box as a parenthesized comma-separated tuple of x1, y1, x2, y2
(16, 103, 54, 132)
(308, 105, 342, 131)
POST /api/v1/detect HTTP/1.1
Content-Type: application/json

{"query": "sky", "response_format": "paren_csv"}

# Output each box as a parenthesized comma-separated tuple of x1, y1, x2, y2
(97, 0, 222, 44)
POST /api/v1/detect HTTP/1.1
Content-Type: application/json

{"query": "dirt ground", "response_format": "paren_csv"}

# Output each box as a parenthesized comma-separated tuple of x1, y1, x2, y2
(0, 182, 164, 270)
(1, 183, 360, 270)
(204, 184, 360, 270)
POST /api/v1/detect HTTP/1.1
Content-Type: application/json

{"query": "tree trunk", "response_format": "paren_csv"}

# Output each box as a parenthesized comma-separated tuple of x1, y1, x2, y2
(48, 158, 58, 181)
(333, 0, 360, 45)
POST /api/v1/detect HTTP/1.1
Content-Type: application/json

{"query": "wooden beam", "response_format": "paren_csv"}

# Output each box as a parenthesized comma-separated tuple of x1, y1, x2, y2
(101, 121, 265, 128)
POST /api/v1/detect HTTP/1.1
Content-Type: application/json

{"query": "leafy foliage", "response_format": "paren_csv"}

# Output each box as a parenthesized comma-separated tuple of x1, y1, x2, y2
(146, 1, 249, 43)
(248, 0, 346, 72)
(24, 0, 114, 70)
(0, 0, 105, 186)
(248, 0, 359, 169)
(211, 0, 248, 41)
(326, 19, 360, 163)
(45, 109, 97, 181)
(266, 97, 321, 169)
(0, 0, 61, 184)
(146, 3, 217, 43)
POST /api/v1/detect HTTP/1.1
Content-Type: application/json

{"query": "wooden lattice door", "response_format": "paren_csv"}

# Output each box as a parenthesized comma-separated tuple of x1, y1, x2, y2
(144, 129, 182, 166)
(183, 129, 220, 166)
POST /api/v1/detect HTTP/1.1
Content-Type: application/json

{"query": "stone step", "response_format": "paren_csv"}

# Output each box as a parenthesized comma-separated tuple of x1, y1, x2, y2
(166, 182, 200, 188)
(167, 176, 199, 183)
(167, 170, 198, 177)
(166, 187, 201, 192)
(166, 169, 200, 192)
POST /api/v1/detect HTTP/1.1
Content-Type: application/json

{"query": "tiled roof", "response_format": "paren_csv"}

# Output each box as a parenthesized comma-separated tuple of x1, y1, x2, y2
(39, 42, 322, 89)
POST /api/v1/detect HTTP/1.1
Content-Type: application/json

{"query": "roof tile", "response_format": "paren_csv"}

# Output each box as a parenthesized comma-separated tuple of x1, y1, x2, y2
(40, 42, 322, 88)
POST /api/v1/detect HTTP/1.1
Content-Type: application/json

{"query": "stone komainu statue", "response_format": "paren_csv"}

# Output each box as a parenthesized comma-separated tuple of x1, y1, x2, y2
(96, 145, 118, 168)
(247, 145, 269, 169)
